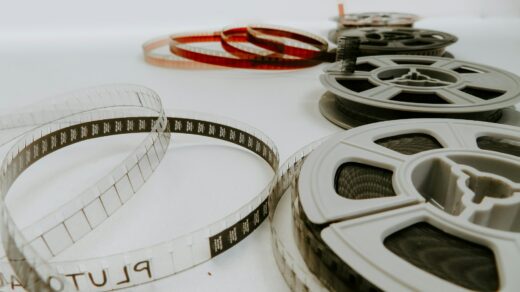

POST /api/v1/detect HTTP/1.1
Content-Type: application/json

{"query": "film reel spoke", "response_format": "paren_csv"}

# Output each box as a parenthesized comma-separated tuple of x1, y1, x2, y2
(363, 56, 398, 67)
(387, 40, 407, 48)
(439, 124, 479, 149)
(437, 88, 484, 104)
(460, 72, 511, 93)
(362, 85, 402, 101)
(430, 58, 458, 69)
(341, 142, 405, 169)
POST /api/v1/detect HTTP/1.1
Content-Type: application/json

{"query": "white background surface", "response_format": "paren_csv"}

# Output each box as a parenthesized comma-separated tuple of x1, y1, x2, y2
(1, 0, 520, 291)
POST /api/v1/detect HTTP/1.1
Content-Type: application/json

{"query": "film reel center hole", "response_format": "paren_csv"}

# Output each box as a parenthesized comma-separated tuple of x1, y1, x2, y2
(411, 154, 520, 232)
(463, 170, 515, 204)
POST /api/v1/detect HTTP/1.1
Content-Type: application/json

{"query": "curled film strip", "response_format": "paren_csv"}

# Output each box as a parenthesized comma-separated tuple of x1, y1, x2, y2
(143, 25, 332, 70)
(319, 55, 520, 129)
(0, 85, 280, 291)
(269, 119, 520, 291)
(0, 85, 170, 291)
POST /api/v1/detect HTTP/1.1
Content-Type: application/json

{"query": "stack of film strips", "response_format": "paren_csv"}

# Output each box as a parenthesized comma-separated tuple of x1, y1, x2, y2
(143, 25, 334, 70)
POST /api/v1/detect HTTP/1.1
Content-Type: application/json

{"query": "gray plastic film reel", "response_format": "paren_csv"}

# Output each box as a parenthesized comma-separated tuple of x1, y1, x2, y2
(330, 12, 419, 44)
(329, 27, 456, 56)
(335, 12, 419, 29)
(320, 55, 520, 129)
(294, 119, 520, 291)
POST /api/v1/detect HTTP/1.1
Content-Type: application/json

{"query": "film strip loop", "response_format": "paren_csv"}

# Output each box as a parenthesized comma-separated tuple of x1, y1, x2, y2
(0, 85, 170, 291)
(267, 141, 326, 292)
(0, 87, 280, 291)
(144, 25, 331, 70)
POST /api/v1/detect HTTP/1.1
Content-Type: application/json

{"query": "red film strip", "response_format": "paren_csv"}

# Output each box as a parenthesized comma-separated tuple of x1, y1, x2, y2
(144, 25, 333, 70)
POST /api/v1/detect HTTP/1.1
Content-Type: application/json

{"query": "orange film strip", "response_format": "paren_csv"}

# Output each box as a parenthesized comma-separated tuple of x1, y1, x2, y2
(143, 25, 333, 70)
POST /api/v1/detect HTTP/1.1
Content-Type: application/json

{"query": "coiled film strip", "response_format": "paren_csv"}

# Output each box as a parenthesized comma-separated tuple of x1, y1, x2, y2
(269, 119, 520, 292)
(0, 85, 280, 291)
(143, 25, 333, 70)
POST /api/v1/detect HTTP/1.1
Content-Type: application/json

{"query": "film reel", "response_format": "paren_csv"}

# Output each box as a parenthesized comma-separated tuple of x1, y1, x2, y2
(270, 119, 520, 292)
(336, 12, 419, 29)
(319, 55, 520, 129)
(330, 27, 457, 56)
(329, 12, 420, 44)
(0, 85, 280, 291)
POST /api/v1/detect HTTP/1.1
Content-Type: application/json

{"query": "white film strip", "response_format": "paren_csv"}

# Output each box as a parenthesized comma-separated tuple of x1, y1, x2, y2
(0, 85, 280, 291)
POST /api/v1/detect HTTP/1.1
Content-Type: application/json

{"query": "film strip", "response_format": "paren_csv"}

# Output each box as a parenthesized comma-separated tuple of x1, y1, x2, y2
(0, 85, 281, 291)
(0, 85, 170, 291)
(269, 119, 520, 292)
(143, 25, 332, 70)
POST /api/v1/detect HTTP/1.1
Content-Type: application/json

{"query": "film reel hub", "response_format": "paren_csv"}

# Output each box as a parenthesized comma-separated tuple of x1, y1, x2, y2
(295, 119, 520, 291)
(376, 66, 459, 87)
(401, 149, 520, 232)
